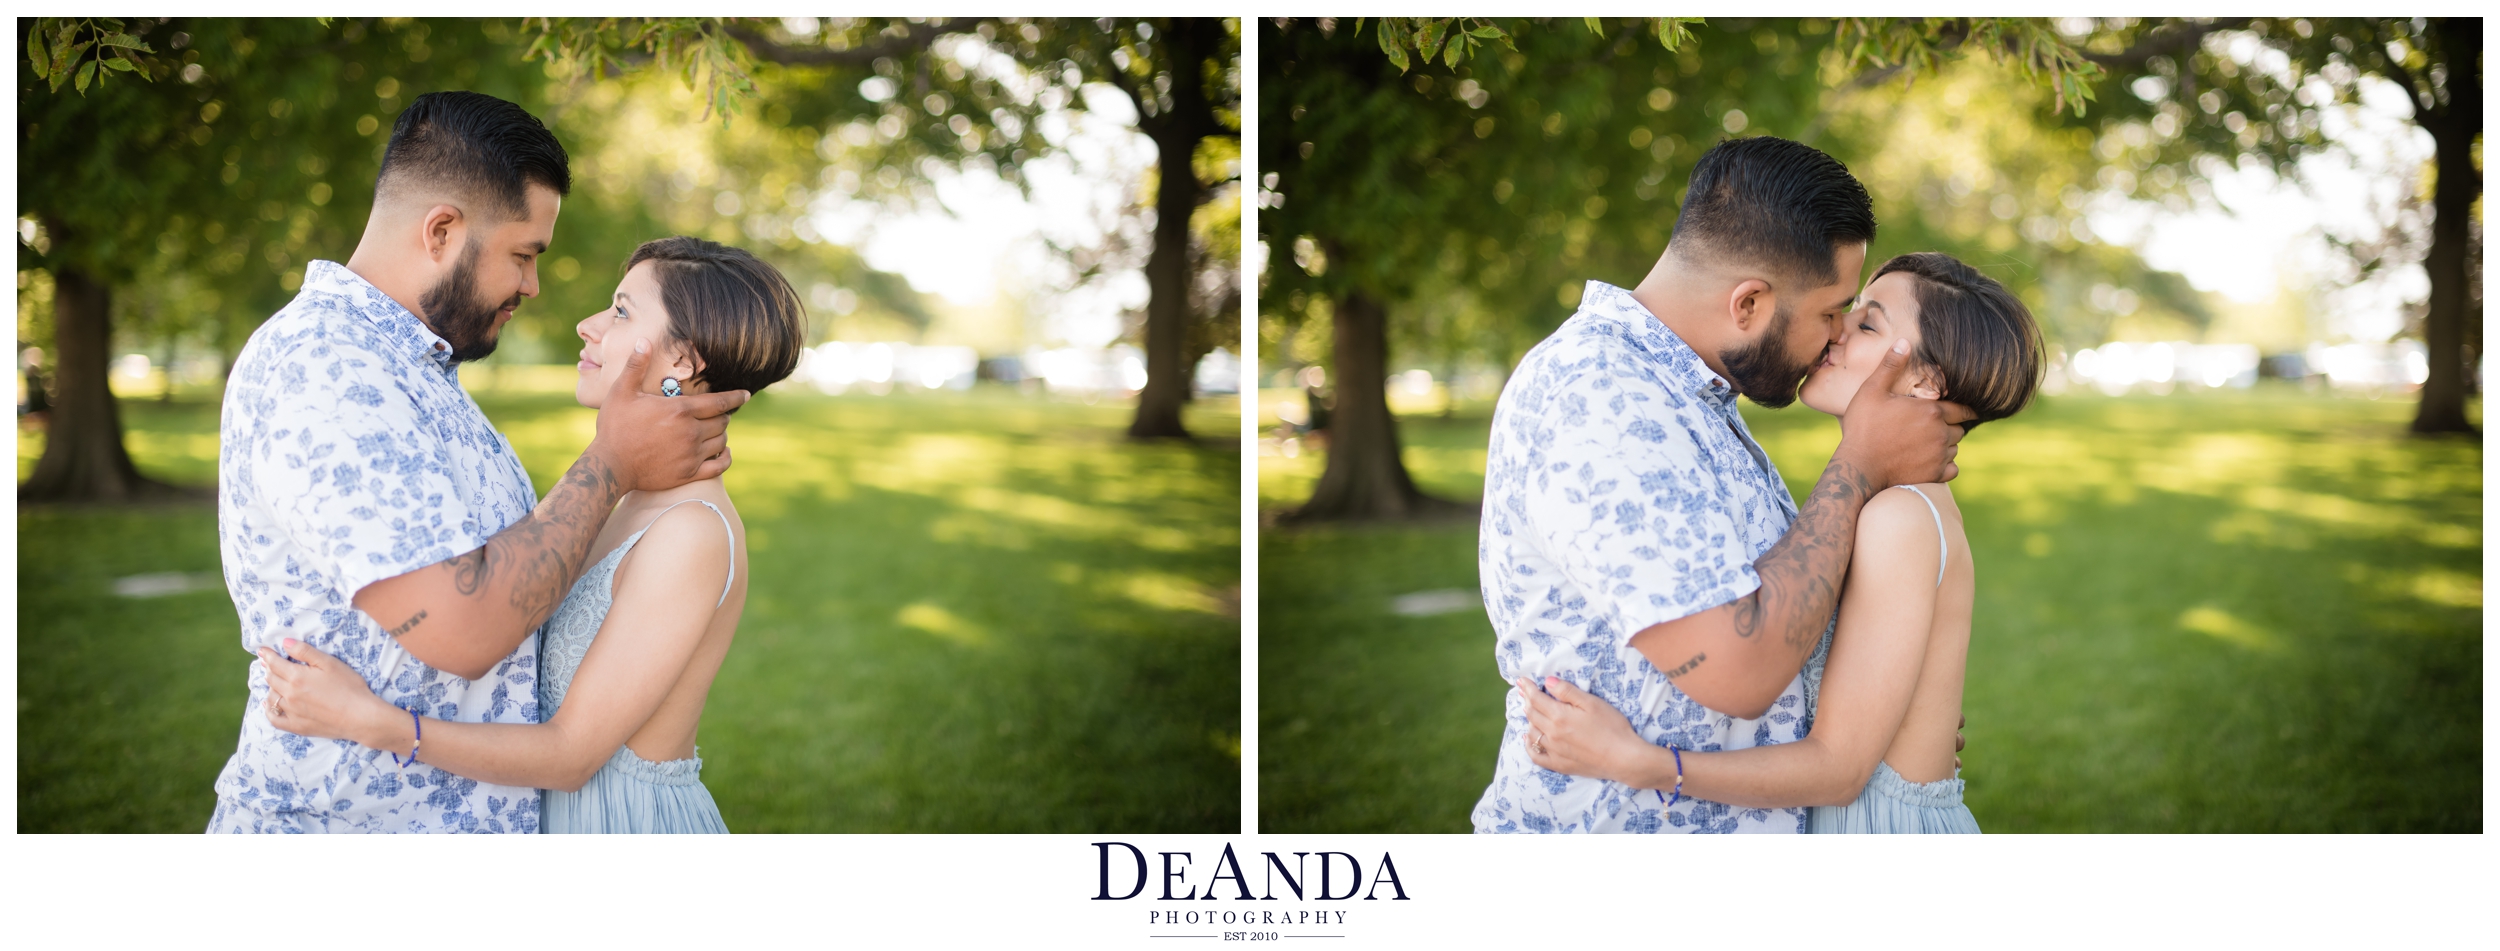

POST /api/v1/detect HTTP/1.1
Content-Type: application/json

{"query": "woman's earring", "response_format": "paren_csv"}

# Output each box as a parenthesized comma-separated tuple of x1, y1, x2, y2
(661, 377, 682, 398)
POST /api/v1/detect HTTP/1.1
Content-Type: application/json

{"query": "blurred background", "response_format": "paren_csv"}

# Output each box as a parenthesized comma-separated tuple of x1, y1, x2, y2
(1258, 17, 2478, 831)
(16, 17, 1242, 831)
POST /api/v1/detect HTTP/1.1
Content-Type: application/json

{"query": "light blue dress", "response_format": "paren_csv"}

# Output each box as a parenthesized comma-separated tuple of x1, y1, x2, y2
(1808, 486, 1982, 835)
(537, 498, 737, 834)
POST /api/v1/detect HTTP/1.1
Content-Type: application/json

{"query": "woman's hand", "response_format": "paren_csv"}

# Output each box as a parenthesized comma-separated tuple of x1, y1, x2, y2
(259, 639, 399, 749)
(1518, 676, 1657, 787)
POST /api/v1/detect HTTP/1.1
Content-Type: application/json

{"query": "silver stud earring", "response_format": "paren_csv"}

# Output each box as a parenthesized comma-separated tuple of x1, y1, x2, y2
(661, 377, 682, 397)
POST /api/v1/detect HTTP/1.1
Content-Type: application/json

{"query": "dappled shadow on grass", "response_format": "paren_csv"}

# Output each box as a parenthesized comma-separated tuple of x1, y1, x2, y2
(17, 386, 1242, 832)
(1258, 386, 2479, 832)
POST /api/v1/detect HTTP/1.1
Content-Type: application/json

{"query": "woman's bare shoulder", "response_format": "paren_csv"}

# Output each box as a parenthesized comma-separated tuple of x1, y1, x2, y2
(611, 490, 737, 602)
(1849, 487, 1947, 583)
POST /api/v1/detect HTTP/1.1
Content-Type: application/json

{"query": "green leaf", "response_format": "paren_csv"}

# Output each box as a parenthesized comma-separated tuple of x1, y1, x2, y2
(102, 55, 135, 72)
(96, 32, 148, 51)
(75, 57, 95, 93)
(1445, 35, 1465, 69)
(27, 23, 48, 78)
(1418, 19, 1447, 63)
(1583, 17, 1604, 36)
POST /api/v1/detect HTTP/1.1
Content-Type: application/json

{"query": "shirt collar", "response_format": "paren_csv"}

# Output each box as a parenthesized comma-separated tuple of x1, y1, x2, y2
(1577, 281, 1737, 409)
(300, 260, 458, 370)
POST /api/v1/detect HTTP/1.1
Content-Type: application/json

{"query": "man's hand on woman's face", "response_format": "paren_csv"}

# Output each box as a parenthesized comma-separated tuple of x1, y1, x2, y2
(589, 339, 747, 493)
(1837, 339, 1975, 488)
(1517, 676, 1649, 786)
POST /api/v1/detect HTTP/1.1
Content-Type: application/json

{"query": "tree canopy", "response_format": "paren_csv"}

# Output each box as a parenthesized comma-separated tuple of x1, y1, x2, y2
(1260, 16, 2461, 521)
(19, 17, 1241, 500)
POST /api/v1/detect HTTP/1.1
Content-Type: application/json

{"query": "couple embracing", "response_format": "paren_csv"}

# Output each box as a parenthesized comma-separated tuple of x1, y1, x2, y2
(1475, 136, 2046, 834)
(207, 91, 808, 833)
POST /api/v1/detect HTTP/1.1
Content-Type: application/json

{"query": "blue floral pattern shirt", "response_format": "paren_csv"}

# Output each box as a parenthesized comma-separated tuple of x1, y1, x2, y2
(207, 260, 543, 834)
(1472, 281, 1831, 834)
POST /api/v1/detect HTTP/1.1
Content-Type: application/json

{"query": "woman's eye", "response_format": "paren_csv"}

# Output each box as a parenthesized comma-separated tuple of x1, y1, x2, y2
(1858, 322, 1875, 333)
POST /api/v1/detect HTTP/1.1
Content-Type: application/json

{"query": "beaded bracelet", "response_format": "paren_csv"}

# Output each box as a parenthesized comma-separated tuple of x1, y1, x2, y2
(1668, 746, 1687, 807)
(1656, 746, 1688, 806)
(389, 709, 422, 768)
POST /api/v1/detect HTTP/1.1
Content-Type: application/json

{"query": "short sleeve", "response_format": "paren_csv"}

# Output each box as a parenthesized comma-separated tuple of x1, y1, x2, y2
(1521, 394, 1759, 645)
(242, 341, 486, 598)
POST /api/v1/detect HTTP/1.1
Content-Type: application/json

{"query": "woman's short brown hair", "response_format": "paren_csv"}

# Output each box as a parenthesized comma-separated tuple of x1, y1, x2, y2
(625, 236, 806, 402)
(1874, 252, 2045, 429)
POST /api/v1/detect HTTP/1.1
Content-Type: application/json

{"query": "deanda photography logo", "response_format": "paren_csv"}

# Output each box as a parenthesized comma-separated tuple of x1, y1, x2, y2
(1092, 842, 1409, 940)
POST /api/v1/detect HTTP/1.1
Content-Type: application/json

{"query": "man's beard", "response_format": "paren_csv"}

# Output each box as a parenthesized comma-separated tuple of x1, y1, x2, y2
(1716, 300, 1816, 409)
(417, 239, 519, 363)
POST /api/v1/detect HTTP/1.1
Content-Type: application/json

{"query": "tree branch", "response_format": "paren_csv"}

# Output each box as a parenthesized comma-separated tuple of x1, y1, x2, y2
(2082, 17, 2251, 71)
(723, 20, 975, 68)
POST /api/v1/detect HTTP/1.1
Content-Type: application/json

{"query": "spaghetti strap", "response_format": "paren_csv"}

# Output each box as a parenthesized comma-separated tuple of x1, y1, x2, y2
(635, 498, 739, 608)
(1893, 485, 1947, 587)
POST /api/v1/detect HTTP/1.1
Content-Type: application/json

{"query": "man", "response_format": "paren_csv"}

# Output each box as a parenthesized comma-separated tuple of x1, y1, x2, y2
(207, 92, 747, 833)
(1472, 136, 1972, 834)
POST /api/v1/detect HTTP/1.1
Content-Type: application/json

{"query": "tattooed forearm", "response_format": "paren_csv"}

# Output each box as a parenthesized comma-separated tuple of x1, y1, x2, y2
(1663, 652, 1706, 678)
(471, 451, 628, 627)
(448, 548, 490, 596)
(386, 609, 428, 637)
(415, 450, 627, 631)
(559, 452, 622, 497)
(1743, 456, 1878, 661)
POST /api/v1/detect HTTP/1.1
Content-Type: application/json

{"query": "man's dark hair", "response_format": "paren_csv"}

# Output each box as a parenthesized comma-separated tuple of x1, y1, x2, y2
(1874, 252, 2045, 429)
(1668, 136, 1876, 287)
(376, 91, 571, 220)
(626, 237, 807, 403)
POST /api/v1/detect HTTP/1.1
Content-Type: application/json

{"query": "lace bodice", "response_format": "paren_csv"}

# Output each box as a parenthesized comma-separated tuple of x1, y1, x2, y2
(538, 499, 736, 718)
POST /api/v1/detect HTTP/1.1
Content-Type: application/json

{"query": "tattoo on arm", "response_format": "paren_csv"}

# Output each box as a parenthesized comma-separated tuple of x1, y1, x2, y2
(415, 451, 629, 634)
(1664, 652, 1707, 679)
(386, 609, 428, 637)
(448, 548, 489, 596)
(1746, 457, 1875, 656)
(486, 451, 627, 626)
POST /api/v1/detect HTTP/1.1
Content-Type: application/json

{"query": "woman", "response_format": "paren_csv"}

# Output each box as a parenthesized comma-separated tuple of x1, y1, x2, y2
(1519, 252, 2044, 833)
(259, 236, 806, 833)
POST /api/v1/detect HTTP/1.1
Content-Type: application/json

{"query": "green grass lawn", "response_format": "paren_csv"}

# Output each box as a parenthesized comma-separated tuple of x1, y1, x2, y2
(19, 380, 1242, 832)
(1257, 385, 2481, 832)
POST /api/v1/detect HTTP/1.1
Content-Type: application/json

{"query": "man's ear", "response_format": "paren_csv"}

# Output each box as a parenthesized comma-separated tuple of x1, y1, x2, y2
(420, 204, 464, 261)
(1726, 278, 1773, 332)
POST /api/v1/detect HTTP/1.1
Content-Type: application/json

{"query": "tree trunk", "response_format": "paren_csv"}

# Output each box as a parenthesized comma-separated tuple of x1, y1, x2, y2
(1126, 24, 1213, 441)
(20, 267, 175, 502)
(1284, 287, 1471, 523)
(2410, 17, 2479, 436)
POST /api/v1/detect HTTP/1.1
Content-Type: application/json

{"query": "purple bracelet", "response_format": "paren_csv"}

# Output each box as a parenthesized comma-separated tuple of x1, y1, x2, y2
(1669, 746, 1686, 806)
(389, 709, 422, 768)
(1657, 746, 1687, 806)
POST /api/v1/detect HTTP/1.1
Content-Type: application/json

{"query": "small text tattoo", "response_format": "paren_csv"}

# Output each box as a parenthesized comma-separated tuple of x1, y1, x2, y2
(386, 609, 428, 637)
(1664, 652, 1706, 679)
